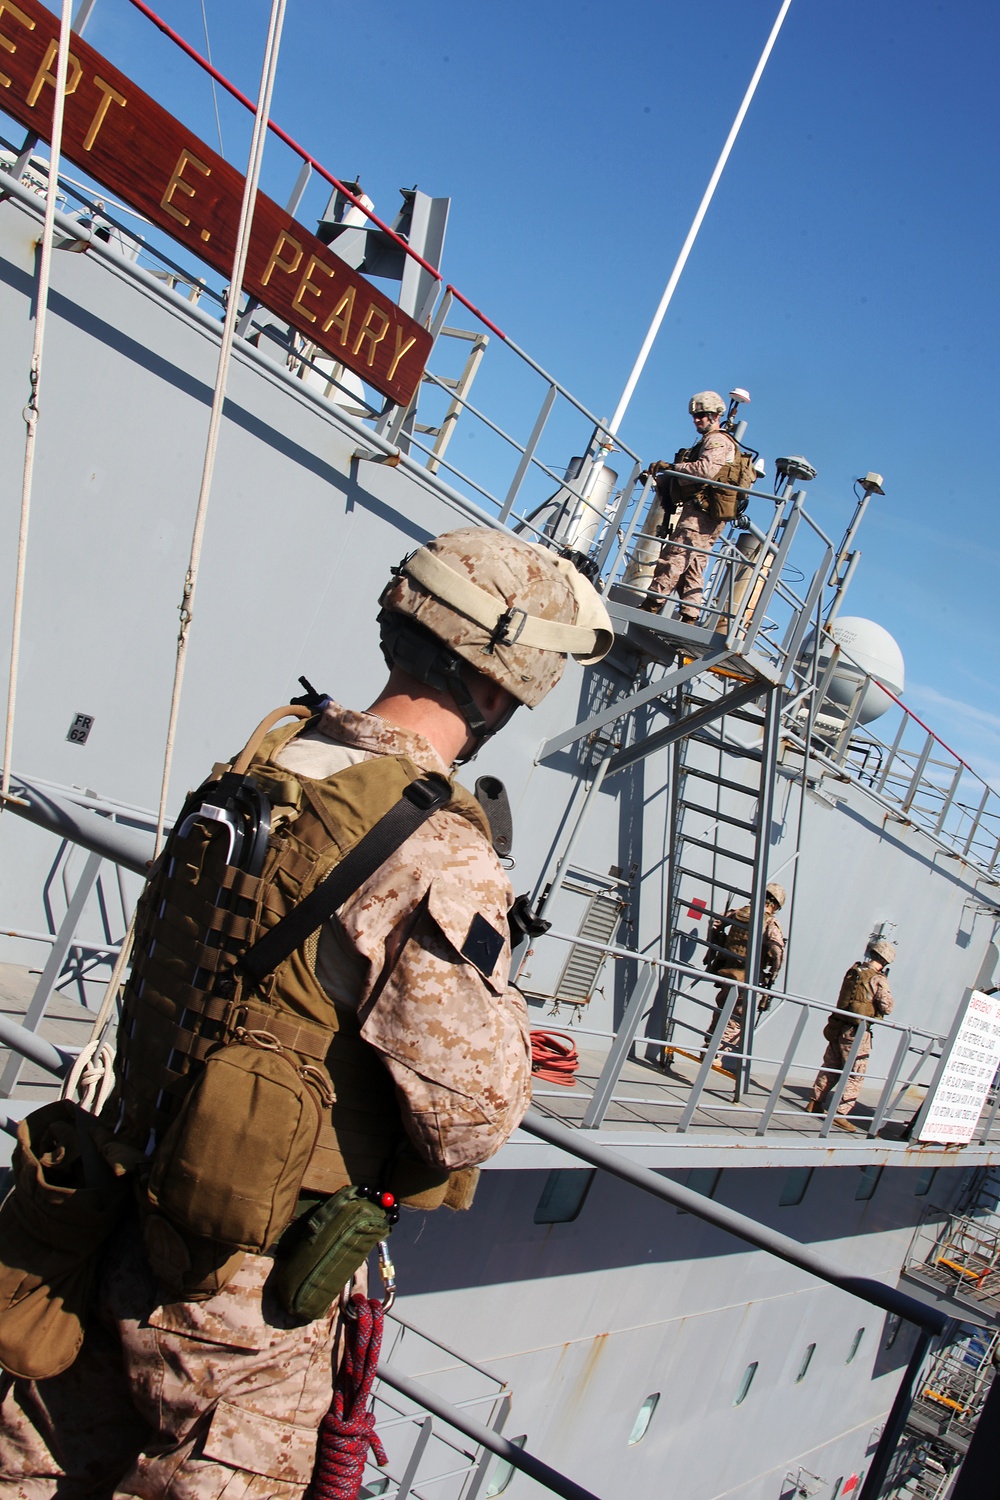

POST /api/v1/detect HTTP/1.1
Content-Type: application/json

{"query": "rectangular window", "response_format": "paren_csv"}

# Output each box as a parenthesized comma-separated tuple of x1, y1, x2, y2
(678, 1168, 722, 1213)
(856, 1165, 883, 1201)
(534, 1169, 595, 1224)
(779, 1167, 814, 1207)
(914, 1167, 937, 1197)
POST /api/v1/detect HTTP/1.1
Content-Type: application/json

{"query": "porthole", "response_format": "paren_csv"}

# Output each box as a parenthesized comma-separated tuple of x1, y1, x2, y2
(733, 1361, 758, 1405)
(796, 1343, 816, 1382)
(846, 1328, 865, 1364)
(534, 1169, 596, 1224)
(627, 1393, 660, 1445)
(855, 1165, 883, 1201)
(486, 1435, 526, 1496)
(779, 1167, 814, 1207)
(831, 1481, 844, 1499)
(884, 1315, 901, 1350)
(914, 1167, 937, 1197)
(678, 1168, 722, 1213)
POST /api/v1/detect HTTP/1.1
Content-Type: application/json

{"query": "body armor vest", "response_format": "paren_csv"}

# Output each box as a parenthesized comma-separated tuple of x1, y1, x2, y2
(836, 962, 880, 1019)
(670, 429, 738, 515)
(111, 714, 493, 1214)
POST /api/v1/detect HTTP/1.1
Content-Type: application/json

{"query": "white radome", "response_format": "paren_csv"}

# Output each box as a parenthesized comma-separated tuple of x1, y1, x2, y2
(822, 617, 905, 725)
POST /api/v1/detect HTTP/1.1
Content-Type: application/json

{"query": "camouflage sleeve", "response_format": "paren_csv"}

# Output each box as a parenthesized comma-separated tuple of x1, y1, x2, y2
(872, 974, 894, 1018)
(672, 432, 735, 486)
(338, 810, 531, 1172)
(763, 917, 786, 975)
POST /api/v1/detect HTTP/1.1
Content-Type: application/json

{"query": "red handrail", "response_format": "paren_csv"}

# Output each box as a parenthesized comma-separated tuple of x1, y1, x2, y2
(445, 284, 507, 342)
(124, 0, 442, 284)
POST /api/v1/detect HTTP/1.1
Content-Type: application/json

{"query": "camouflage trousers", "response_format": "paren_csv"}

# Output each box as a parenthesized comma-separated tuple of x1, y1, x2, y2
(0, 1222, 339, 1500)
(810, 1033, 873, 1115)
(649, 505, 724, 619)
(704, 974, 747, 1059)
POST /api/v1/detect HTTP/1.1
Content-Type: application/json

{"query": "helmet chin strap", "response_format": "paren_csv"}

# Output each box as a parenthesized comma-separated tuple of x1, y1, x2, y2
(377, 612, 517, 763)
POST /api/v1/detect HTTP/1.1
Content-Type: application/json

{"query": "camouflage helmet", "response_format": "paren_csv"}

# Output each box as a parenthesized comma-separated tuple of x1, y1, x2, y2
(689, 390, 726, 416)
(765, 882, 786, 909)
(867, 937, 896, 966)
(379, 527, 614, 708)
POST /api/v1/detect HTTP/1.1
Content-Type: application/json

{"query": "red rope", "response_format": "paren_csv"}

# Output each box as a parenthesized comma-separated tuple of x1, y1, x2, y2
(309, 1297, 388, 1500)
(530, 1030, 579, 1086)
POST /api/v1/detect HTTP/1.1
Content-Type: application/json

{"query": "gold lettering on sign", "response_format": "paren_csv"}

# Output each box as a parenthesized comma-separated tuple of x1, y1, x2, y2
(83, 75, 127, 151)
(261, 228, 303, 287)
(0, 0, 34, 90)
(160, 147, 211, 230)
(351, 304, 390, 366)
(292, 254, 334, 323)
(322, 286, 355, 343)
(386, 328, 418, 382)
(26, 36, 82, 107)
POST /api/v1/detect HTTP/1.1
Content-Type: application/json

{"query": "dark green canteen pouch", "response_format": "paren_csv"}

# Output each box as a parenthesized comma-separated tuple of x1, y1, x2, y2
(274, 1186, 394, 1321)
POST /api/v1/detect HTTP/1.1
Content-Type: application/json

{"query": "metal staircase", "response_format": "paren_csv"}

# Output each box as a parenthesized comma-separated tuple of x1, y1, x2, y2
(660, 672, 784, 1094)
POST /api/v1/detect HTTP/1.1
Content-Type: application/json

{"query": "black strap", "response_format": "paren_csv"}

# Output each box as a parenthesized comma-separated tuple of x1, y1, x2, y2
(235, 773, 453, 987)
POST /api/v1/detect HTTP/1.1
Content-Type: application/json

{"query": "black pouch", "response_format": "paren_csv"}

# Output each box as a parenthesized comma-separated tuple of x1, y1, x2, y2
(274, 1186, 393, 1322)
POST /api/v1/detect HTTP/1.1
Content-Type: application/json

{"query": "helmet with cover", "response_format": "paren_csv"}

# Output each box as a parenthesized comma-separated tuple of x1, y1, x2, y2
(867, 937, 896, 966)
(379, 527, 614, 744)
(689, 390, 726, 416)
(765, 882, 786, 909)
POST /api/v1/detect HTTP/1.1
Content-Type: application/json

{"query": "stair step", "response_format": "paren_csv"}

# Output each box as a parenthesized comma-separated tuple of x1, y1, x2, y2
(677, 834, 756, 866)
(678, 800, 758, 833)
(678, 764, 762, 798)
(688, 731, 763, 763)
(673, 869, 753, 902)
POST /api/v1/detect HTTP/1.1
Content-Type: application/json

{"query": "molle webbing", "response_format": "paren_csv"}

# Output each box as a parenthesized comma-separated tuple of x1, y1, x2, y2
(112, 724, 492, 1210)
(836, 963, 878, 1019)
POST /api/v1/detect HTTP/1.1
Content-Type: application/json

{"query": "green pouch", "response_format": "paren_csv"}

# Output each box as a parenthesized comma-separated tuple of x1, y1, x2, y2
(275, 1187, 392, 1321)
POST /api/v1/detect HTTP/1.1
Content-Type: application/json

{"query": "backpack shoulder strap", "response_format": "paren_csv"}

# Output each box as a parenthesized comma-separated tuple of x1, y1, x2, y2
(235, 773, 453, 987)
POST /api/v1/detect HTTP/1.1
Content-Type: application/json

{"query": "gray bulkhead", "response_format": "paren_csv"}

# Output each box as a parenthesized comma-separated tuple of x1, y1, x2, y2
(0, 183, 998, 1500)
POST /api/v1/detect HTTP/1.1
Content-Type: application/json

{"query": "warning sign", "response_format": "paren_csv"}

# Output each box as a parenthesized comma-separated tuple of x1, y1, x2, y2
(918, 990, 1000, 1145)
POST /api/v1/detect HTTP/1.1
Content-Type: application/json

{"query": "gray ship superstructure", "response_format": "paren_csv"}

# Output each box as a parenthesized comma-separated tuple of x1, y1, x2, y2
(0, 17, 999, 1500)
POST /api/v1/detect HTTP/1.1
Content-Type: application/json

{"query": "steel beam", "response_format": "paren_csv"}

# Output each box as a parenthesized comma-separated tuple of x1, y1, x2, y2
(607, 681, 764, 778)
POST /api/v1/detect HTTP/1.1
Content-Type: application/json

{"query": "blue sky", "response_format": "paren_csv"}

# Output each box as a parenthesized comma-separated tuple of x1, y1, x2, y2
(33, 0, 1000, 781)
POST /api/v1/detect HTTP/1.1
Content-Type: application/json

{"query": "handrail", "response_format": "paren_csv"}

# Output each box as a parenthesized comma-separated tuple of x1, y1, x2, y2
(376, 1362, 602, 1500)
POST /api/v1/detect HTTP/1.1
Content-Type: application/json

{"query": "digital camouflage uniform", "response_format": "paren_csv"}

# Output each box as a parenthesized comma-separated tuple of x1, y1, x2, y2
(810, 961, 894, 1116)
(705, 904, 786, 1057)
(0, 704, 530, 1500)
(648, 427, 738, 620)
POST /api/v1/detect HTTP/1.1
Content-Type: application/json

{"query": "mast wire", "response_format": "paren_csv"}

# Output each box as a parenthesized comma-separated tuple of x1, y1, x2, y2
(606, 0, 795, 440)
(1, 0, 75, 817)
(153, 0, 287, 855)
(199, 0, 226, 158)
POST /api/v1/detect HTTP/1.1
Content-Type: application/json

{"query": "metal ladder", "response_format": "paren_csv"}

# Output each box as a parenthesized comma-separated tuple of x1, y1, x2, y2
(660, 667, 785, 1095)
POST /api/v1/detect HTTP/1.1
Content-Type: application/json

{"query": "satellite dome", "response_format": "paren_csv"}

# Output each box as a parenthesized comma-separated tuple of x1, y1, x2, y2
(820, 617, 905, 725)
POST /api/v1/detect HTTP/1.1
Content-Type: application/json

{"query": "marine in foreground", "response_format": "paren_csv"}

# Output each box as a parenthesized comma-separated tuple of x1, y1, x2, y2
(0, 527, 612, 1498)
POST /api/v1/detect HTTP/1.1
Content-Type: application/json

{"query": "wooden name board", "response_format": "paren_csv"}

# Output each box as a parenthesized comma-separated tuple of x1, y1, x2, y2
(0, 0, 432, 406)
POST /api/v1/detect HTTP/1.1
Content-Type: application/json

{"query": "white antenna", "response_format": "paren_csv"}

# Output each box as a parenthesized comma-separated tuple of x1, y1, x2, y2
(607, 0, 795, 439)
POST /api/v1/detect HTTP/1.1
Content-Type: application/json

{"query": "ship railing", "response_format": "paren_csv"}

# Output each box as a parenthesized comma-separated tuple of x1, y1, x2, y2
(523, 924, 982, 1144)
(778, 651, 1000, 883)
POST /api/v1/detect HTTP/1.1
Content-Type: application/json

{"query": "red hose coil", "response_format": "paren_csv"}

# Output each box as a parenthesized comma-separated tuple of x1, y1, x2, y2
(309, 1297, 388, 1500)
(530, 1030, 579, 1086)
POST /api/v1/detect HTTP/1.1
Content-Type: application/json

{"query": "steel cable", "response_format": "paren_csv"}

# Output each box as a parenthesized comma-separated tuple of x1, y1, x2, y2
(1, 0, 75, 816)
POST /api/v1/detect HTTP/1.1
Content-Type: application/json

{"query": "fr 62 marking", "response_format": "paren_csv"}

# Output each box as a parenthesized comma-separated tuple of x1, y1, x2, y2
(66, 713, 94, 745)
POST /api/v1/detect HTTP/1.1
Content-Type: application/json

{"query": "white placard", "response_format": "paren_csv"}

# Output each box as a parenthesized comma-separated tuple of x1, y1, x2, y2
(918, 990, 1000, 1145)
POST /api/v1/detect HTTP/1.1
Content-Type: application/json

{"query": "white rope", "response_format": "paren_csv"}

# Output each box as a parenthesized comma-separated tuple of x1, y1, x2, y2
(1, 0, 75, 813)
(153, 0, 287, 856)
(60, 907, 138, 1112)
